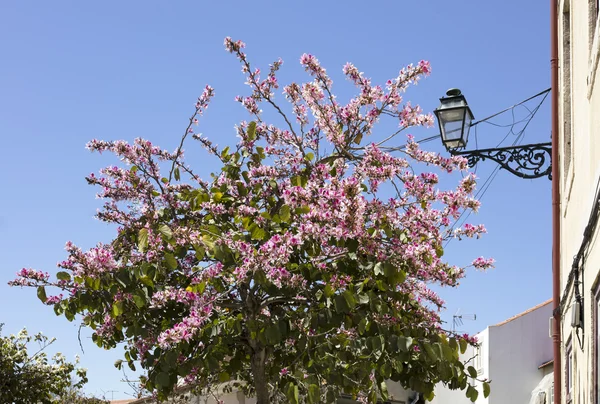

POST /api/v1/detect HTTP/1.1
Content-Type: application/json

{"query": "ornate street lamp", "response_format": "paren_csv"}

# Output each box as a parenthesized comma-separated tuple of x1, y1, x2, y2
(434, 89, 553, 180)
(434, 88, 474, 151)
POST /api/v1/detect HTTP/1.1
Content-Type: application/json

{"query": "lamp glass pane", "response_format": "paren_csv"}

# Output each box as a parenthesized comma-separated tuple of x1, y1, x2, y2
(462, 109, 473, 146)
(437, 107, 466, 148)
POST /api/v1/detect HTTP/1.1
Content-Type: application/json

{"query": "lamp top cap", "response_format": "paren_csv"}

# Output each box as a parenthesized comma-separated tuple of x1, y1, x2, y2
(445, 88, 462, 97)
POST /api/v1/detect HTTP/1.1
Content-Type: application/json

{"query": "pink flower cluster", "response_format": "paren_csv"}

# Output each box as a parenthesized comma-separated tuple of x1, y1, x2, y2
(157, 303, 212, 349)
(44, 294, 63, 305)
(58, 242, 118, 278)
(8, 268, 49, 286)
(472, 257, 495, 270)
(149, 287, 198, 308)
(96, 314, 116, 338)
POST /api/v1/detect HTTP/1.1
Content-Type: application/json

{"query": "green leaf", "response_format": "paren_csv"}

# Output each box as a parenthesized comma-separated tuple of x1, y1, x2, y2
(138, 228, 149, 252)
(156, 372, 170, 388)
(424, 390, 435, 402)
(346, 238, 359, 253)
(286, 382, 299, 404)
(334, 295, 349, 313)
(424, 343, 438, 361)
(305, 152, 315, 162)
(174, 167, 180, 181)
(467, 365, 478, 379)
(140, 276, 154, 288)
(335, 290, 357, 313)
(466, 385, 479, 402)
(250, 225, 267, 241)
(296, 206, 310, 214)
(369, 389, 378, 403)
(380, 363, 392, 378)
(358, 318, 368, 334)
(459, 338, 468, 354)
(56, 271, 71, 281)
(279, 205, 291, 222)
(441, 340, 456, 361)
(380, 381, 389, 400)
(374, 262, 384, 276)
(218, 372, 230, 383)
(354, 132, 363, 145)
(308, 384, 320, 404)
(112, 301, 124, 317)
(265, 325, 281, 344)
(194, 245, 206, 260)
(397, 336, 413, 352)
(449, 337, 458, 352)
(342, 290, 357, 310)
(164, 253, 178, 270)
(37, 286, 47, 303)
(158, 224, 173, 239)
(133, 295, 146, 308)
(483, 381, 491, 398)
(291, 175, 307, 187)
(247, 121, 257, 141)
(371, 335, 384, 360)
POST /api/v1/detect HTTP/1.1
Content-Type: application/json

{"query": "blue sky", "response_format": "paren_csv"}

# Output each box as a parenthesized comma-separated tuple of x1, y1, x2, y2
(0, 1, 551, 399)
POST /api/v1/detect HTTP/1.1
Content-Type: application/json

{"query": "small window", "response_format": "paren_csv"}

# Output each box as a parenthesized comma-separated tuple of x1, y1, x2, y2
(475, 342, 483, 373)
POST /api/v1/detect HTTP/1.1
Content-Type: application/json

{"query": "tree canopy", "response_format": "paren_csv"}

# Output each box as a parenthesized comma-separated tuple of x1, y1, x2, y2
(0, 326, 107, 404)
(11, 38, 492, 403)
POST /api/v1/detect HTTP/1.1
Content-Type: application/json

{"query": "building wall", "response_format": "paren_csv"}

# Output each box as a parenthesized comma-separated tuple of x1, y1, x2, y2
(432, 303, 552, 404)
(559, 0, 600, 403)
(487, 302, 553, 404)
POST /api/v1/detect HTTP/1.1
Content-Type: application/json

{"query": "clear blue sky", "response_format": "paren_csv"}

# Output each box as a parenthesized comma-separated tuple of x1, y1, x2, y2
(0, 1, 551, 399)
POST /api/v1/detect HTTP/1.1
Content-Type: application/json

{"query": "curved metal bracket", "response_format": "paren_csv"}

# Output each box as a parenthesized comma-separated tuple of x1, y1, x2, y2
(450, 142, 552, 180)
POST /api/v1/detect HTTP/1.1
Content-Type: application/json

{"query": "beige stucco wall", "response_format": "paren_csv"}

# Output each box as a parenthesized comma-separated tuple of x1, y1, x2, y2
(558, 1, 600, 403)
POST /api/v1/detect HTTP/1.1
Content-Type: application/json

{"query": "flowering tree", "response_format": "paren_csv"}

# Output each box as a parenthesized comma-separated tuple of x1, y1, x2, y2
(0, 326, 106, 404)
(11, 38, 493, 403)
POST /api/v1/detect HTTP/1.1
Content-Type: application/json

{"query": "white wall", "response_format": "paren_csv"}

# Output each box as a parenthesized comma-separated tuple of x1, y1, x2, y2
(487, 302, 553, 404)
(432, 302, 552, 404)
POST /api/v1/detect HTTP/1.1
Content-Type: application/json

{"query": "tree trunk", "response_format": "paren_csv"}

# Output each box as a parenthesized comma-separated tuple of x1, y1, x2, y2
(250, 347, 270, 404)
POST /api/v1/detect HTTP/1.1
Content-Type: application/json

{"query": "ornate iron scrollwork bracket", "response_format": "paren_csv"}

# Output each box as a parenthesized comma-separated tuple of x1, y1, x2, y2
(450, 142, 552, 180)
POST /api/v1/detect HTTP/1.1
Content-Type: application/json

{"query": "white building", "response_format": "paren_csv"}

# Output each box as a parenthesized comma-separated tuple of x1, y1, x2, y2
(557, 0, 600, 403)
(432, 300, 553, 404)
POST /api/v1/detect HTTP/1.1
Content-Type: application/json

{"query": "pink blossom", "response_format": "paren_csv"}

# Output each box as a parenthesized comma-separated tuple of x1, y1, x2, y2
(472, 257, 495, 270)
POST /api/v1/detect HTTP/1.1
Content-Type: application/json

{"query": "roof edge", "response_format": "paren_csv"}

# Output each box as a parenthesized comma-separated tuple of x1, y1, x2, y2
(492, 299, 552, 327)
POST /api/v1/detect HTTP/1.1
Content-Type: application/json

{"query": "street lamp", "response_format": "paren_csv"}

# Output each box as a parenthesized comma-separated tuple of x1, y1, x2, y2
(434, 88, 474, 151)
(434, 88, 553, 180)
